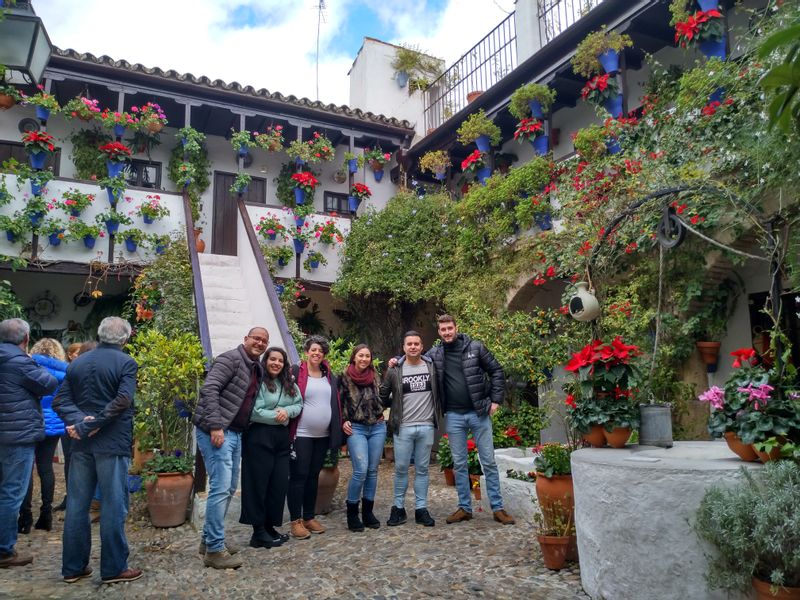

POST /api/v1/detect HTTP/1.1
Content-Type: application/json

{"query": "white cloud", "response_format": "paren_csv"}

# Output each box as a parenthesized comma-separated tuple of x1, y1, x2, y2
(33, 0, 513, 109)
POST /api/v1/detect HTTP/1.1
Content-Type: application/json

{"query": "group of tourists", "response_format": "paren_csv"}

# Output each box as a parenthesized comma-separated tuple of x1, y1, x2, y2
(195, 314, 515, 571)
(0, 311, 514, 582)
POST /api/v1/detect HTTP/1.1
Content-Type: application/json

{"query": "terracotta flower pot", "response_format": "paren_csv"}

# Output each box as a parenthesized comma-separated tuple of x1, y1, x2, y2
(752, 577, 800, 600)
(193, 227, 206, 253)
(146, 122, 164, 134)
(696, 341, 721, 365)
(755, 439, 786, 463)
(0, 93, 16, 110)
(467, 90, 483, 103)
(145, 472, 194, 527)
(535, 473, 574, 526)
(315, 465, 340, 515)
(567, 534, 579, 562)
(383, 445, 394, 462)
(723, 431, 759, 462)
(469, 474, 481, 500)
(582, 424, 606, 447)
(537, 535, 570, 570)
(603, 426, 631, 448)
(443, 467, 455, 486)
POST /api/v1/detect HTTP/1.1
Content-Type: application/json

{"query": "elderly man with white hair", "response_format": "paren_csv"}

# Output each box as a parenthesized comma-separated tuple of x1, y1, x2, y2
(0, 318, 58, 568)
(53, 316, 142, 584)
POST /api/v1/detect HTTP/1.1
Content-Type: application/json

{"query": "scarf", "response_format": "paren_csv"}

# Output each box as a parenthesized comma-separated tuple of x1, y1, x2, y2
(346, 363, 374, 387)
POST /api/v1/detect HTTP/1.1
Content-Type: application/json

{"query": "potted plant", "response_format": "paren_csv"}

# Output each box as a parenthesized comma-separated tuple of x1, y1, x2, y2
(0, 67, 20, 110)
(383, 436, 394, 462)
(308, 131, 335, 162)
(57, 189, 95, 217)
(230, 129, 254, 158)
(466, 436, 483, 495)
(692, 278, 740, 370)
(291, 226, 311, 254)
(673, 5, 726, 58)
(418, 150, 451, 180)
(456, 109, 502, 152)
(120, 227, 146, 252)
(28, 169, 53, 199)
(175, 126, 205, 155)
(581, 74, 623, 116)
(343, 151, 364, 174)
(533, 443, 575, 527)
(514, 118, 548, 155)
(62, 96, 102, 121)
(461, 149, 491, 185)
(573, 124, 611, 161)
(21, 130, 56, 170)
(303, 250, 327, 271)
(262, 244, 294, 271)
(436, 434, 455, 486)
(98, 141, 132, 177)
(364, 147, 391, 182)
(23, 195, 48, 226)
(229, 171, 252, 196)
(255, 213, 289, 241)
(509, 82, 557, 120)
(174, 161, 196, 190)
(571, 27, 633, 78)
(136, 194, 170, 224)
(349, 182, 371, 212)
(695, 461, 800, 599)
(148, 233, 171, 255)
(254, 125, 284, 152)
(98, 175, 127, 206)
(98, 109, 137, 139)
(286, 139, 313, 165)
(291, 171, 319, 205)
(534, 501, 575, 571)
(22, 85, 59, 122)
(315, 449, 341, 515)
(135, 102, 168, 134)
(128, 329, 205, 526)
(0, 213, 30, 243)
(67, 220, 105, 249)
(39, 217, 67, 247)
(95, 209, 132, 236)
(313, 220, 343, 245)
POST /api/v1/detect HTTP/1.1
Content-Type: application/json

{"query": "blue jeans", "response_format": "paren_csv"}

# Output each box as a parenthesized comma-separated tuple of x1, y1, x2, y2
(62, 451, 130, 578)
(196, 427, 241, 552)
(392, 424, 434, 510)
(346, 422, 386, 503)
(0, 443, 35, 555)
(447, 411, 504, 512)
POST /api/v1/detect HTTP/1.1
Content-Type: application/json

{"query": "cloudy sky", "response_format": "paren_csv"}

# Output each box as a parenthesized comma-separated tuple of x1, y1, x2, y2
(34, 0, 514, 108)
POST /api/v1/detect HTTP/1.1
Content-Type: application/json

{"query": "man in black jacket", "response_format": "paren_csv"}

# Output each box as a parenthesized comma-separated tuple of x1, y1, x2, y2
(0, 318, 58, 568)
(428, 315, 515, 526)
(54, 316, 142, 584)
(193, 327, 267, 570)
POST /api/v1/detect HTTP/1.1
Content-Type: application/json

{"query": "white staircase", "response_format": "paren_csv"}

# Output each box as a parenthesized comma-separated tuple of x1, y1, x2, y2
(198, 253, 282, 358)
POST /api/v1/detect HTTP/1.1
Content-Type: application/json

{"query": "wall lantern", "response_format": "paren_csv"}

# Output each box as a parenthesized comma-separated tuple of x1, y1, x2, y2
(0, 1, 53, 85)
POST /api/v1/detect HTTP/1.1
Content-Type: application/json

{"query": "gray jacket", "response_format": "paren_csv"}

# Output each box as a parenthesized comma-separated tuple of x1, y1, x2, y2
(379, 356, 442, 435)
(193, 345, 262, 432)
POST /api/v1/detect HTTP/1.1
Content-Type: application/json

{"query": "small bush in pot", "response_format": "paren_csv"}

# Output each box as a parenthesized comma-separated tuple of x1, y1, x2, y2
(509, 83, 557, 120)
(572, 27, 633, 78)
(456, 109, 502, 147)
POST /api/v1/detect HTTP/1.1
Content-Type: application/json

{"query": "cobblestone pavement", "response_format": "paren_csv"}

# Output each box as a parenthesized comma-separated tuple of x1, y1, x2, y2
(0, 461, 588, 600)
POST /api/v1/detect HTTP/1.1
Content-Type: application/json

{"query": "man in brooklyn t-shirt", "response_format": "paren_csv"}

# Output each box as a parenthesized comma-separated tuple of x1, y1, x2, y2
(380, 331, 442, 527)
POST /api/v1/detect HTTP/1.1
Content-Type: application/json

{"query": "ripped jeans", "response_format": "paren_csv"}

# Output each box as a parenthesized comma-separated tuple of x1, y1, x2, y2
(345, 421, 386, 503)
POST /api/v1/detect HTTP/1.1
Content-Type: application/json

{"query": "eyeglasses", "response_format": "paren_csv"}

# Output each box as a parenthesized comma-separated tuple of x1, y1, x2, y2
(247, 335, 269, 345)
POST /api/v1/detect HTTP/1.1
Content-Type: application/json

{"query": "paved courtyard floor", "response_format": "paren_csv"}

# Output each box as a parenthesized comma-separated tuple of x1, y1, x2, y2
(0, 460, 587, 599)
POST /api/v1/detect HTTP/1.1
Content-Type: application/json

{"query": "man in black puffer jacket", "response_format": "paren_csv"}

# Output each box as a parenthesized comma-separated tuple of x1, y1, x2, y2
(193, 327, 268, 570)
(0, 318, 58, 568)
(427, 315, 516, 526)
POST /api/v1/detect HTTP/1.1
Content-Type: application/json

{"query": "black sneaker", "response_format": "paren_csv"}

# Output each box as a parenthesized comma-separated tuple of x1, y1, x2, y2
(415, 508, 435, 527)
(386, 506, 407, 526)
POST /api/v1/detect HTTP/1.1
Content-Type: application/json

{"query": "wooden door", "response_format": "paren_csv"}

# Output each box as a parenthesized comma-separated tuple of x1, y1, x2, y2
(212, 172, 267, 255)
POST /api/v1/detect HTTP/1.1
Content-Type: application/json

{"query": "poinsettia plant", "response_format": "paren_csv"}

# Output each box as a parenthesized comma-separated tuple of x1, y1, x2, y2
(291, 171, 319, 194)
(581, 74, 621, 106)
(461, 149, 485, 173)
(513, 117, 545, 143)
(350, 182, 372, 201)
(674, 9, 725, 49)
(22, 131, 56, 154)
(98, 142, 132, 163)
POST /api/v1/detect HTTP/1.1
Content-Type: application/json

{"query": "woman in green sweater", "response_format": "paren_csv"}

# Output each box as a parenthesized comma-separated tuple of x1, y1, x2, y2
(240, 347, 302, 548)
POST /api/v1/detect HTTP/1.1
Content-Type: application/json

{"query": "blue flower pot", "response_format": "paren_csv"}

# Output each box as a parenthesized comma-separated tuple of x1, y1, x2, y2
(709, 86, 725, 104)
(35, 106, 50, 122)
(606, 138, 622, 155)
(107, 161, 125, 178)
(475, 135, 491, 152)
(294, 187, 305, 205)
(295, 157, 306, 167)
(697, 0, 719, 10)
(348, 158, 359, 173)
(127, 474, 142, 494)
(476, 166, 492, 185)
(294, 216, 305, 228)
(237, 186, 249, 196)
(70, 208, 81, 217)
(308, 260, 320, 269)
(28, 211, 44, 227)
(267, 232, 277, 241)
(373, 169, 384, 183)
(105, 220, 119, 235)
(28, 151, 47, 170)
(238, 144, 249, 158)
(155, 243, 167, 255)
(83, 235, 96, 249)
(30, 181, 43, 197)
(275, 283, 285, 294)
(348, 196, 360, 213)
(434, 171, 446, 181)
(531, 135, 549, 156)
(113, 124, 126, 139)
(396, 70, 409, 88)
(6, 231, 16, 243)
(143, 214, 154, 225)
(598, 49, 620, 74)
(106, 188, 122, 206)
(699, 38, 726, 60)
(603, 93, 624, 118)
(124, 238, 137, 252)
(528, 99, 544, 119)
(293, 238, 305, 254)
(534, 212, 553, 231)
(48, 232, 63, 246)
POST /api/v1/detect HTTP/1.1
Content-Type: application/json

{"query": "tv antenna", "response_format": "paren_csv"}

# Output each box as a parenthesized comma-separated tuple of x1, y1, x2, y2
(315, 1, 328, 102)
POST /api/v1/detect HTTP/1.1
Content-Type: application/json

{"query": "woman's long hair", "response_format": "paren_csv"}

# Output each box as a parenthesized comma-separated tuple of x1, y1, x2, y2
(263, 347, 297, 397)
(348, 343, 372, 368)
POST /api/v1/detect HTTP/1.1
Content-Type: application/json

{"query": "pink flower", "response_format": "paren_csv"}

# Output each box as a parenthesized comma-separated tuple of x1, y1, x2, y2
(698, 386, 725, 410)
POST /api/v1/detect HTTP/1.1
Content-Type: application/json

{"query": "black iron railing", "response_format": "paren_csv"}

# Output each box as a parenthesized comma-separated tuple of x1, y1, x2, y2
(537, 0, 606, 44)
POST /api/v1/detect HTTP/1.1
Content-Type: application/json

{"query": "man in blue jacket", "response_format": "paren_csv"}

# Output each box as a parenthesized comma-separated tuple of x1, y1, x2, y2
(0, 318, 58, 568)
(54, 317, 141, 584)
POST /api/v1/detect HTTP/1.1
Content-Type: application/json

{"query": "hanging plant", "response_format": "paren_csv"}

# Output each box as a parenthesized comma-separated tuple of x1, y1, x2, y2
(229, 172, 252, 195)
(581, 74, 621, 108)
(69, 128, 112, 180)
(21, 86, 59, 112)
(509, 83, 557, 120)
(62, 96, 102, 121)
(571, 27, 633, 78)
(254, 126, 284, 152)
(456, 109, 502, 147)
(674, 8, 725, 50)
(513, 118, 545, 143)
(419, 150, 451, 176)
(303, 250, 327, 271)
(167, 133, 210, 222)
(230, 129, 255, 156)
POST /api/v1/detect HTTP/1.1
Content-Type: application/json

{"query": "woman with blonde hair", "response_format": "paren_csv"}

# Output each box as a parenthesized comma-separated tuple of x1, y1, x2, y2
(19, 338, 68, 532)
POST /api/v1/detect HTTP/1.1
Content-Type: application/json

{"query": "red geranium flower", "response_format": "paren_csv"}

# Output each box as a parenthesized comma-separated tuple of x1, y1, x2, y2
(730, 348, 756, 368)
(466, 439, 477, 452)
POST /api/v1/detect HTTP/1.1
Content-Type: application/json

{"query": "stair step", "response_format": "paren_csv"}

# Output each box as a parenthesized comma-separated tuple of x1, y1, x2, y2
(205, 298, 249, 313)
(204, 287, 248, 300)
(199, 253, 240, 267)
(201, 274, 245, 290)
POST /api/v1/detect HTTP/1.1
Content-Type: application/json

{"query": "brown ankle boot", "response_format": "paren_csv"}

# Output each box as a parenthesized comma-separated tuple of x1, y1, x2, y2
(290, 518, 311, 539)
(303, 518, 325, 534)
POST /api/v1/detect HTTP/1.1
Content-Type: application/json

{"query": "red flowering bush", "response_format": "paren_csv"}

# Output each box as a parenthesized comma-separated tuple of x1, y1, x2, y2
(291, 171, 319, 194)
(309, 131, 334, 161)
(466, 436, 482, 475)
(674, 9, 724, 49)
(461, 149, 485, 173)
(581, 73, 621, 106)
(22, 131, 56, 154)
(513, 117, 545, 143)
(350, 182, 372, 201)
(98, 142, 133, 162)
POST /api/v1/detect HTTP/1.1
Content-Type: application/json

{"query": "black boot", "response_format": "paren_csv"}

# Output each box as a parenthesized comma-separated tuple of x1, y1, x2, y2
(415, 508, 435, 527)
(386, 506, 407, 527)
(53, 497, 67, 512)
(361, 498, 380, 529)
(34, 507, 52, 531)
(18, 510, 32, 535)
(346, 501, 365, 532)
(249, 525, 283, 549)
